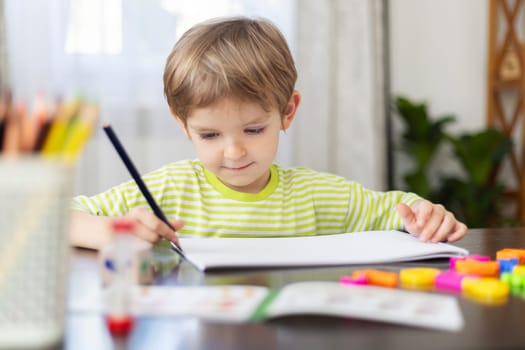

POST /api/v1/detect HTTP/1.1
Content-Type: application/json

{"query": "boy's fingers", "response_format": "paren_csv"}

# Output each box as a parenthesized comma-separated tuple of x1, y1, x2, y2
(127, 207, 182, 244)
(418, 216, 443, 242)
(168, 219, 184, 231)
(155, 219, 181, 244)
(126, 208, 157, 242)
(135, 229, 161, 244)
(419, 206, 448, 241)
(166, 219, 184, 247)
(397, 203, 417, 231)
(399, 201, 467, 243)
(428, 212, 455, 243)
(413, 200, 434, 227)
(446, 222, 468, 242)
(164, 230, 180, 246)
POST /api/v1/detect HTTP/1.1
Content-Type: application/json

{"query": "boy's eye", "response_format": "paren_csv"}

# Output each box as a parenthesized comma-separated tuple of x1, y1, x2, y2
(245, 127, 265, 135)
(199, 132, 219, 140)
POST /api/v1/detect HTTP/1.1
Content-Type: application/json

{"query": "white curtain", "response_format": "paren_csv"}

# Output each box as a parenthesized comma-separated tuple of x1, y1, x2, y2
(0, 0, 7, 87)
(4, 0, 296, 195)
(295, 0, 387, 190)
(4, 0, 387, 194)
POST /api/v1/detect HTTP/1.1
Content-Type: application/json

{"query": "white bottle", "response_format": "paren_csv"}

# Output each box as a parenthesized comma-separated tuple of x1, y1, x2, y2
(105, 219, 135, 335)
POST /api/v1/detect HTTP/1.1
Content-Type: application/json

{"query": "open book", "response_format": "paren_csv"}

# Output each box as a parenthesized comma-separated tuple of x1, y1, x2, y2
(69, 282, 464, 332)
(179, 230, 469, 271)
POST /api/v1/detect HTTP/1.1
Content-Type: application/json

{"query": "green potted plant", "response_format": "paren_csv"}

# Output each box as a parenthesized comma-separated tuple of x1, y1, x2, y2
(393, 96, 455, 199)
(392, 96, 514, 227)
(435, 129, 512, 227)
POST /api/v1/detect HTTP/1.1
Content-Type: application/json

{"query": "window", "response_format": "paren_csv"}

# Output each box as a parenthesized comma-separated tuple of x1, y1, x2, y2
(3, 0, 296, 192)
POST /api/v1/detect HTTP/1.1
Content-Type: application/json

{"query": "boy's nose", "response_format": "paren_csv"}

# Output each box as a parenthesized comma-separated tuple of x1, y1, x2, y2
(224, 139, 246, 160)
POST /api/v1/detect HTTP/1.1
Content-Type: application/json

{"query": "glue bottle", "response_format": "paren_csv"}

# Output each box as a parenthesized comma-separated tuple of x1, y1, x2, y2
(105, 218, 135, 335)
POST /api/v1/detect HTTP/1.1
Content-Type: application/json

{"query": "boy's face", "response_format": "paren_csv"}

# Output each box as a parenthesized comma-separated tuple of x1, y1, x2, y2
(177, 94, 299, 193)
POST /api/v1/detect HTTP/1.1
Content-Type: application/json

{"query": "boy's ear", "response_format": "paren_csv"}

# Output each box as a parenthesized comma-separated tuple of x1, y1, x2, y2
(281, 90, 301, 131)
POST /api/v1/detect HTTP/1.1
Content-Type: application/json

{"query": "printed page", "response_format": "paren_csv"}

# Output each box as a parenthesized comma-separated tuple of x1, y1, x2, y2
(263, 281, 464, 332)
(180, 230, 469, 271)
(69, 285, 269, 322)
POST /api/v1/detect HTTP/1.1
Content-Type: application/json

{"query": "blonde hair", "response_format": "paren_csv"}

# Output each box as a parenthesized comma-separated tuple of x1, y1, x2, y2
(163, 16, 297, 124)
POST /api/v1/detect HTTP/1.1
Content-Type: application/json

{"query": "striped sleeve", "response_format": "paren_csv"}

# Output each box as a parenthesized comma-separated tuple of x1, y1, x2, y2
(70, 164, 174, 216)
(70, 178, 137, 216)
(344, 181, 421, 232)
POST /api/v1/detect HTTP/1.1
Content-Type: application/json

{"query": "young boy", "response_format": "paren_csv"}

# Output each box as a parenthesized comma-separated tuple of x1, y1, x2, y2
(70, 16, 467, 250)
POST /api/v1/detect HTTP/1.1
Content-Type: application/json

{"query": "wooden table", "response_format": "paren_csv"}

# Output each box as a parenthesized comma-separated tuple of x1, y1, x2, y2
(64, 228, 525, 350)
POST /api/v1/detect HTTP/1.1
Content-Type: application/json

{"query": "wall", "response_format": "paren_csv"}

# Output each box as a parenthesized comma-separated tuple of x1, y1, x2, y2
(388, 0, 488, 187)
(295, 1, 488, 192)
(390, 0, 487, 131)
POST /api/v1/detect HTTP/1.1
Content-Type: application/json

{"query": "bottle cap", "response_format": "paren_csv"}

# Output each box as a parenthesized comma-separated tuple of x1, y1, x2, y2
(111, 219, 135, 233)
(106, 315, 134, 336)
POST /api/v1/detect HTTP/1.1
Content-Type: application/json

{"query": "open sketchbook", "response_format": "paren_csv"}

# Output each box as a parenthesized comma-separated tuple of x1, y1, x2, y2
(179, 230, 469, 271)
(69, 282, 464, 332)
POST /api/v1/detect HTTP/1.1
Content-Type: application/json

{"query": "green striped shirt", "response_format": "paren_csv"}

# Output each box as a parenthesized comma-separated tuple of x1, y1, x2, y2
(72, 160, 421, 237)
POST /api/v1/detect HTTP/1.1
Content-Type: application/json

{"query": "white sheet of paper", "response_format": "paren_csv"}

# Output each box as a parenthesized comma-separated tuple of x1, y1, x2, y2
(180, 230, 469, 271)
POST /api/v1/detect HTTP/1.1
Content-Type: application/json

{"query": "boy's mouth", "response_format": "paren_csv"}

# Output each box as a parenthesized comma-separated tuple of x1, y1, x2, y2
(222, 162, 253, 171)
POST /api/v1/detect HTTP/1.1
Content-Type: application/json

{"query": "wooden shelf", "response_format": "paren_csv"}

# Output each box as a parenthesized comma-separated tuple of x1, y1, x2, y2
(486, 0, 525, 222)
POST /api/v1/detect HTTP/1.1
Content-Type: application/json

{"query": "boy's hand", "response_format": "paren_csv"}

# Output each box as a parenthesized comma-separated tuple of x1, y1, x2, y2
(126, 207, 184, 246)
(397, 199, 467, 243)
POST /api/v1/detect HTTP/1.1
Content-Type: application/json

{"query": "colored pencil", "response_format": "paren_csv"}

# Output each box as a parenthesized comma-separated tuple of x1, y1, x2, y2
(102, 123, 186, 260)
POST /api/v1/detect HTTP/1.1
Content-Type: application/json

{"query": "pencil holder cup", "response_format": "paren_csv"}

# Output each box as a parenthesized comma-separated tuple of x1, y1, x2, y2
(0, 157, 74, 349)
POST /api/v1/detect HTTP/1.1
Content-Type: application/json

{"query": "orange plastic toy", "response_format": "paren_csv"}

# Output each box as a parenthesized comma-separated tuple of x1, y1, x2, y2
(352, 269, 398, 288)
(454, 260, 499, 277)
(496, 248, 525, 264)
